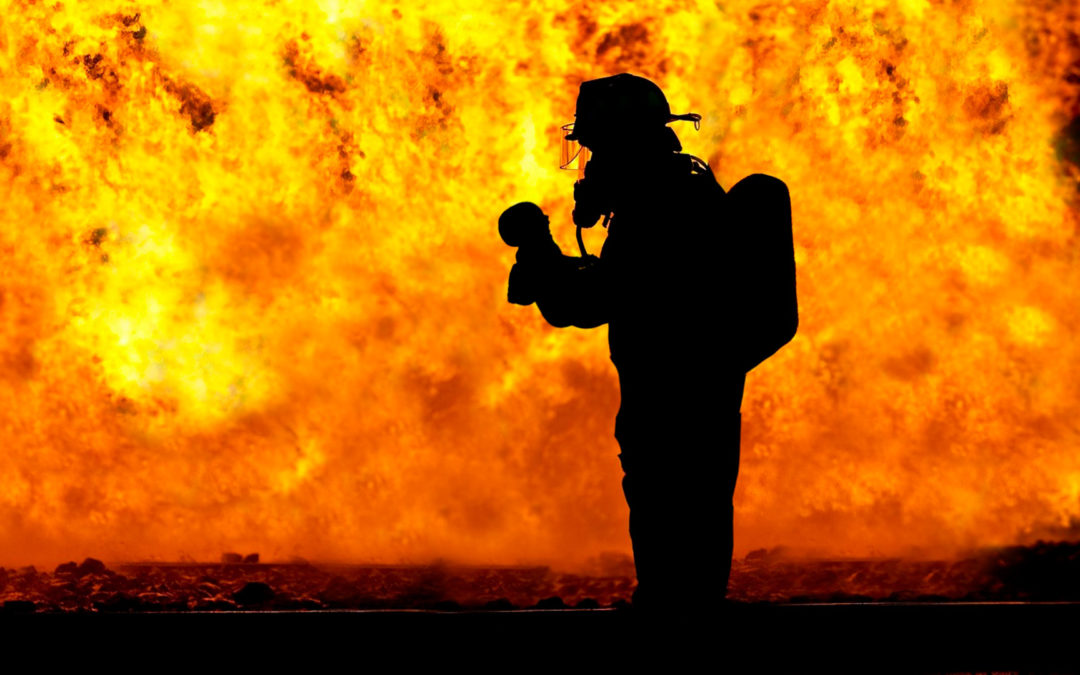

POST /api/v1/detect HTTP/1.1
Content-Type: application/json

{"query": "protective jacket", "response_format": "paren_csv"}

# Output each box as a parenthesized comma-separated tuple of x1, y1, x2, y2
(534, 152, 797, 416)
(531, 151, 796, 607)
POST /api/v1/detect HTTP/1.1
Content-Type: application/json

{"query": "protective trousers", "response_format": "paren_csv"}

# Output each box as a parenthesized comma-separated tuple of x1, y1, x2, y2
(617, 410, 741, 611)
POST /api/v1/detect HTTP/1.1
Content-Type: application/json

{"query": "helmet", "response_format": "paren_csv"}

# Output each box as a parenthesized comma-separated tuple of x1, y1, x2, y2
(560, 73, 701, 168)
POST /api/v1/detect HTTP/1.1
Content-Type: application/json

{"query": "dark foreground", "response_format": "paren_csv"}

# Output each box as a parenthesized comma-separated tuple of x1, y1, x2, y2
(5, 602, 1079, 673)
(8, 544, 1080, 670)
(9, 540, 1080, 612)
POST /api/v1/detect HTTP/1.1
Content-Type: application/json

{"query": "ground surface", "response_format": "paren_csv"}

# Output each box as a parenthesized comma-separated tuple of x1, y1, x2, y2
(4, 602, 1078, 672)
(5, 539, 1080, 612)
(5, 542, 1080, 671)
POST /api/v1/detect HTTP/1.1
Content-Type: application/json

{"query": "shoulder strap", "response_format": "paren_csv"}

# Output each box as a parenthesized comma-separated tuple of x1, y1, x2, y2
(683, 154, 726, 197)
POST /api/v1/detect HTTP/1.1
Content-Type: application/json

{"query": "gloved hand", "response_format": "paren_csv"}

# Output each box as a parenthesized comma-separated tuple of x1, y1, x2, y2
(507, 243, 564, 306)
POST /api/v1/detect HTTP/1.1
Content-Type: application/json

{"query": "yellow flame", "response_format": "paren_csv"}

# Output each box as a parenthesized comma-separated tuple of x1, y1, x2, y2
(0, 0, 1078, 566)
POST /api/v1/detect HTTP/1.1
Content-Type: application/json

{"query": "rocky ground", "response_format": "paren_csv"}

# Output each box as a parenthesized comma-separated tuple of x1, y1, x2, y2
(3, 539, 1080, 613)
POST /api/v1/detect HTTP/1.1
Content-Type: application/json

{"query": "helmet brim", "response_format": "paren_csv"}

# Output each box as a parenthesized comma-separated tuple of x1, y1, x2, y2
(564, 114, 699, 143)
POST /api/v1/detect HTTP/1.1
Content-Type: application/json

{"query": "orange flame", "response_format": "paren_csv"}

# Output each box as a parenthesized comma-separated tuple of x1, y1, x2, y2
(0, 1, 1078, 566)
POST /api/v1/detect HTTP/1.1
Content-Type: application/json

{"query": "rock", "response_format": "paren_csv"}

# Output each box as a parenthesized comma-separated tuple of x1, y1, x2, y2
(319, 576, 360, 606)
(77, 558, 107, 576)
(55, 561, 79, 576)
(221, 552, 243, 564)
(197, 581, 221, 596)
(243, 553, 260, 564)
(534, 596, 567, 609)
(136, 592, 172, 606)
(3, 600, 36, 614)
(233, 581, 275, 606)
(271, 596, 323, 610)
(484, 597, 516, 610)
(745, 548, 769, 561)
(95, 592, 142, 612)
(194, 598, 238, 611)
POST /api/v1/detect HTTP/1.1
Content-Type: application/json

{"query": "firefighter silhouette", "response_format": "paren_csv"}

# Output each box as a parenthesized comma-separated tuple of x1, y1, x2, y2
(500, 73, 798, 610)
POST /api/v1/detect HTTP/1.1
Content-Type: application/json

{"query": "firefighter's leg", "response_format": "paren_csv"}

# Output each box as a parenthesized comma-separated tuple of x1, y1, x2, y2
(617, 422, 673, 610)
(719, 412, 742, 595)
(627, 411, 741, 608)
(619, 449, 657, 608)
(667, 411, 740, 605)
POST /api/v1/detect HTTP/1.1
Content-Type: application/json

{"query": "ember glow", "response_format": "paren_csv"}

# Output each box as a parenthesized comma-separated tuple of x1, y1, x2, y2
(1, 1, 1078, 567)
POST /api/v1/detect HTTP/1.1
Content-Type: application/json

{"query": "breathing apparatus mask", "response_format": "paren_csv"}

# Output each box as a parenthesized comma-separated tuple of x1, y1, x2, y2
(559, 74, 701, 238)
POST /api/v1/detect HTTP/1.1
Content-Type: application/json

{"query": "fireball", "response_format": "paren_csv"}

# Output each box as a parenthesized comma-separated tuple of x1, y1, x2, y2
(0, 1, 1077, 566)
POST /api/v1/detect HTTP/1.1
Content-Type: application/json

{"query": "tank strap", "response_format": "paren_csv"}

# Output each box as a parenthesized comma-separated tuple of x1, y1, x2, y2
(683, 154, 725, 197)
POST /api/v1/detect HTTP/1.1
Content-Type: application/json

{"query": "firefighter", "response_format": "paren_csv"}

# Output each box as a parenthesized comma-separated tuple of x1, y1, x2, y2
(502, 73, 797, 612)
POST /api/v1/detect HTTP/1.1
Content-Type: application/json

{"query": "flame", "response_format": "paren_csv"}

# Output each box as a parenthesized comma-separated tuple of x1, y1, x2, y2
(0, 1, 1078, 567)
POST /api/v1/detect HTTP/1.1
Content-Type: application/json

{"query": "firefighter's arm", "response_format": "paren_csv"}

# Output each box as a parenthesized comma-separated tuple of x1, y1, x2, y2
(533, 256, 610, 329)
